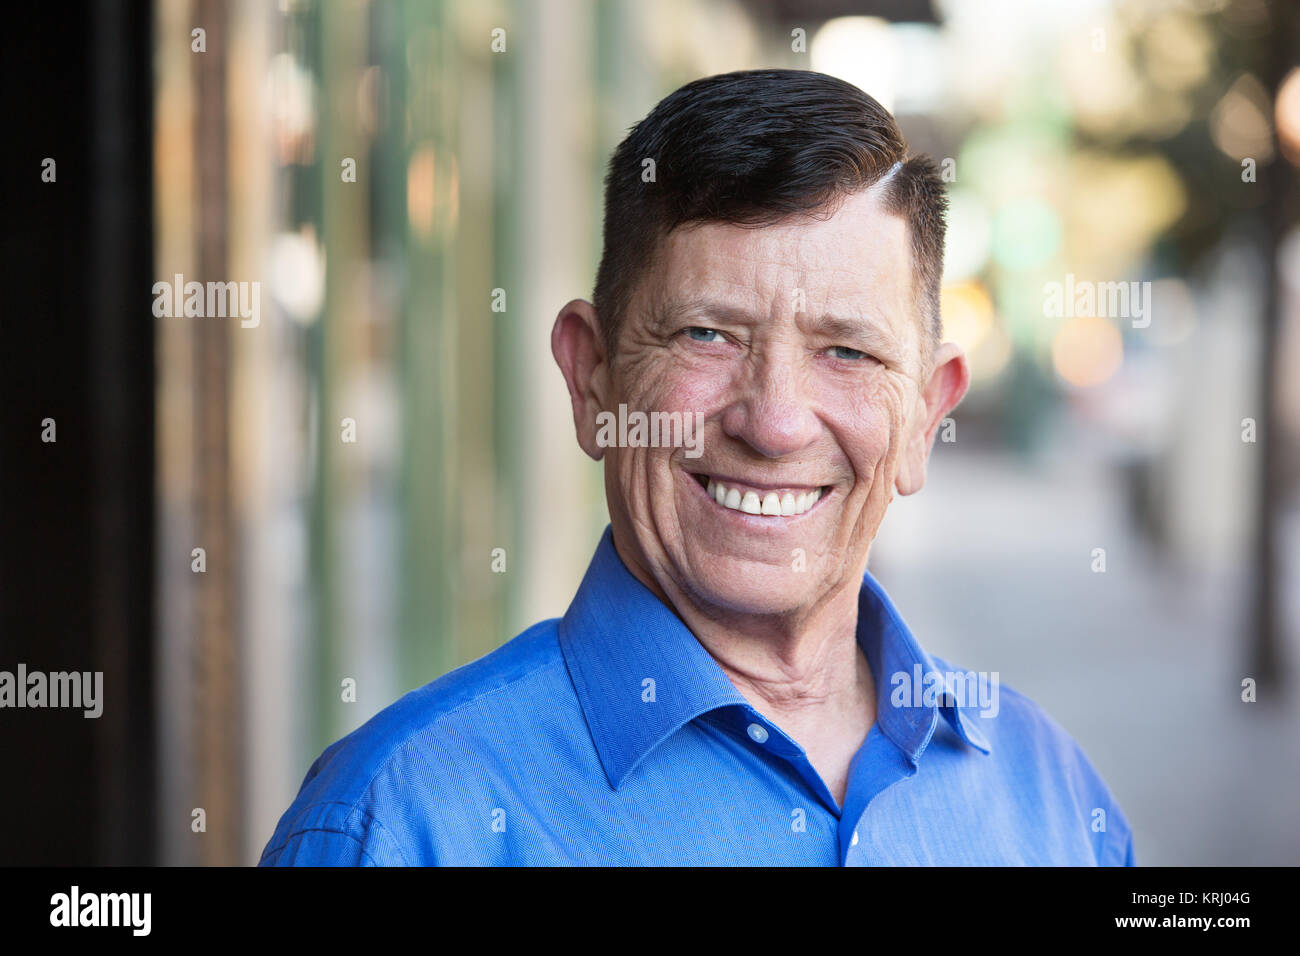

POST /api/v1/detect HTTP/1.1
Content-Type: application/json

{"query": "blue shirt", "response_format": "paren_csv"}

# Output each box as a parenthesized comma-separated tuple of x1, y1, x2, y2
(260, 526, 1136, 866)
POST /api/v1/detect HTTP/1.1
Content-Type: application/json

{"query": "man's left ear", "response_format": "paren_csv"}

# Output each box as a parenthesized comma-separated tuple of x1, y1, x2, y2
(894, 341, 970, 496)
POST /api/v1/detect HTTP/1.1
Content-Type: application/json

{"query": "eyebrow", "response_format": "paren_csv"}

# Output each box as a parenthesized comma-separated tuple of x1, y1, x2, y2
(652, 295, 909, 365)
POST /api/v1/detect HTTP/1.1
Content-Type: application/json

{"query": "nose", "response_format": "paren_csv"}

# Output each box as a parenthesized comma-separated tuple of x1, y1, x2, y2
(719, 345, 820, 459)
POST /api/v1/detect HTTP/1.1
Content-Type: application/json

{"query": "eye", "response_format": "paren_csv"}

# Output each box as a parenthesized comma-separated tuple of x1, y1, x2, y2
(683, 326, 725, 343)
(826, 345, 871, 361)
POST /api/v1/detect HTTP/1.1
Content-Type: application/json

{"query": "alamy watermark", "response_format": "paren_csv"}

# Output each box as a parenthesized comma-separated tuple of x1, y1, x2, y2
(890, 664, 999, 718)
(50, 886, 150, 936)
(595, 403, 704, 458)
(0, 664, 102, 718)
(152, 274, 260, 328)
(1043, 273, 1151, 328)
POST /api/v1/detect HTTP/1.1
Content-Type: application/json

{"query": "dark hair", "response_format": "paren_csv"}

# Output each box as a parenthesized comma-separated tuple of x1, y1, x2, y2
(592, 69, 947, 366)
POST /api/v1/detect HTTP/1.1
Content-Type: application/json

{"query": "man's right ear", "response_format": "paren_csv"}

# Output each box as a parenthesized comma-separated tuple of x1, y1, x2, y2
(550, 298, 610, 461)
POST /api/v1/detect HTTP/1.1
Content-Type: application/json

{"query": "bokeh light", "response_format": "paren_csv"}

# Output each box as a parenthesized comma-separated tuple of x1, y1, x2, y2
(810, 17, 897, 110)
(1052, 314, 1124, 388)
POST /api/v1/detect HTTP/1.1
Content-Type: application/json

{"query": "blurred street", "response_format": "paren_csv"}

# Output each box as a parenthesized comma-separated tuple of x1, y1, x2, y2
(873, 435, 1300, 865)
(7, 0, 1299, 866)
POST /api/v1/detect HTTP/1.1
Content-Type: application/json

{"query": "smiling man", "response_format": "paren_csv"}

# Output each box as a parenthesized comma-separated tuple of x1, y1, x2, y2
(261, 70, 1135, 866)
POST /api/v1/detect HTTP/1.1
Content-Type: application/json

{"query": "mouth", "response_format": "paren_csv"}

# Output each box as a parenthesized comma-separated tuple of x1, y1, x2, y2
(689, 472, 831, 518)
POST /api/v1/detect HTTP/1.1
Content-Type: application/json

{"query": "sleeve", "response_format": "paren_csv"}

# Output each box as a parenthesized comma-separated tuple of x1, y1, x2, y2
(260, 828, 387, 866)
(1067, 738, 1136, 867)
(1093, 776, 1136, 867)
(258, 802, 413, 866)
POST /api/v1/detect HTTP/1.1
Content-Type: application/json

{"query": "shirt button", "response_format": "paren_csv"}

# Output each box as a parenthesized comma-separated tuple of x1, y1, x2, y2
(746, 722, 769, 743)
(851, 829, 860, 846)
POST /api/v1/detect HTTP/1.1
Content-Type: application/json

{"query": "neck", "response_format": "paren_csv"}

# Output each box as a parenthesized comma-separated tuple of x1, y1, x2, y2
(612, 530, 874, 724)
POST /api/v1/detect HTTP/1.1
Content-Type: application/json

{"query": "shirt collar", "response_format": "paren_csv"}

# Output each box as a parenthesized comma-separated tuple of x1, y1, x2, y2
(856, 562, 993, 761)
(558, 526, 990, 791)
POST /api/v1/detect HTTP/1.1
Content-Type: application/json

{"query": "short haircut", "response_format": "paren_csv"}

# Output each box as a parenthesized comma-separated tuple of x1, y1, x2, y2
(593, 69, 947, 368)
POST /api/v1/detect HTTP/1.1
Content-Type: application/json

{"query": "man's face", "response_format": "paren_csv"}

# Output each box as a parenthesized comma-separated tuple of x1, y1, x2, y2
(561, 186, 963, 620)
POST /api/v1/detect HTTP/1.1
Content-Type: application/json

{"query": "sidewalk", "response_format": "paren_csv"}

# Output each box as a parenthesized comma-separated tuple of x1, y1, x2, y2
(871, 444, 1300, 865)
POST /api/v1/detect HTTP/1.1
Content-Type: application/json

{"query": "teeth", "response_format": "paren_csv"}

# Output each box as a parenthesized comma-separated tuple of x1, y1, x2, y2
(702, 478, 823, 518)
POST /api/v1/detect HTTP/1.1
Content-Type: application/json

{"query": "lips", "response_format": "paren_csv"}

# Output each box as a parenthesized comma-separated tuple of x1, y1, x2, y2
(691, 472, 828, 517)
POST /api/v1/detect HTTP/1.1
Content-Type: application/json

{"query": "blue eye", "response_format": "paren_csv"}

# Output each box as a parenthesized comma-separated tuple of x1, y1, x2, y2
(828, 345, 869, 360)
(684, 327, 723, 342)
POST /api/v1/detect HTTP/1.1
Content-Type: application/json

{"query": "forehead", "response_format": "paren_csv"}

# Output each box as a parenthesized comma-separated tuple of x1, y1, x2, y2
(645, 187, 920, 357)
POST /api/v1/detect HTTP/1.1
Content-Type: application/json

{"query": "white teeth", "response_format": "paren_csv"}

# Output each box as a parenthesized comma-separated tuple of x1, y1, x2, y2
(702, 478, 825, 518)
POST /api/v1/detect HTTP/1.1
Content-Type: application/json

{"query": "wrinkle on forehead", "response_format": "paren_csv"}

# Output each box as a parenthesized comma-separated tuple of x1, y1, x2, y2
(642, 196, 925, 378)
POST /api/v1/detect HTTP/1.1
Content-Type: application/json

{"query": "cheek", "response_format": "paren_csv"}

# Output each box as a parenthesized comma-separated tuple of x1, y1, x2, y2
(829, 375, 909, 480)
(626, 359, 732, 416)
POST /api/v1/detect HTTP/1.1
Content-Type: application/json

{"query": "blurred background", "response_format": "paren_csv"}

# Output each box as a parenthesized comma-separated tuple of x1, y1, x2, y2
(3, 0, 1298, 866)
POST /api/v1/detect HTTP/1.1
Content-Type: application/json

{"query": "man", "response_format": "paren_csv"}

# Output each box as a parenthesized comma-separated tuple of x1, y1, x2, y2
(261, 69, 1135, 866)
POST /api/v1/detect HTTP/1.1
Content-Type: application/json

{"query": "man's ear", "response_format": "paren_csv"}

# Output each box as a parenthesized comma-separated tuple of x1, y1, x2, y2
(894, 341, 970, 496)
(551, 298, 611, 461)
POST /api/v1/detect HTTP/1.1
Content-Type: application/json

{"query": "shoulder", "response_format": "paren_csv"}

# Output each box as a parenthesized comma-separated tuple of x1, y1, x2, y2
(259, 618, 568, 866)
(929, 652, 1136, 865)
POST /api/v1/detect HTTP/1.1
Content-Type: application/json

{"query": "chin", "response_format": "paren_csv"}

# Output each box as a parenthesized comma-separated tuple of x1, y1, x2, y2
(678, 554, 819, 617)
